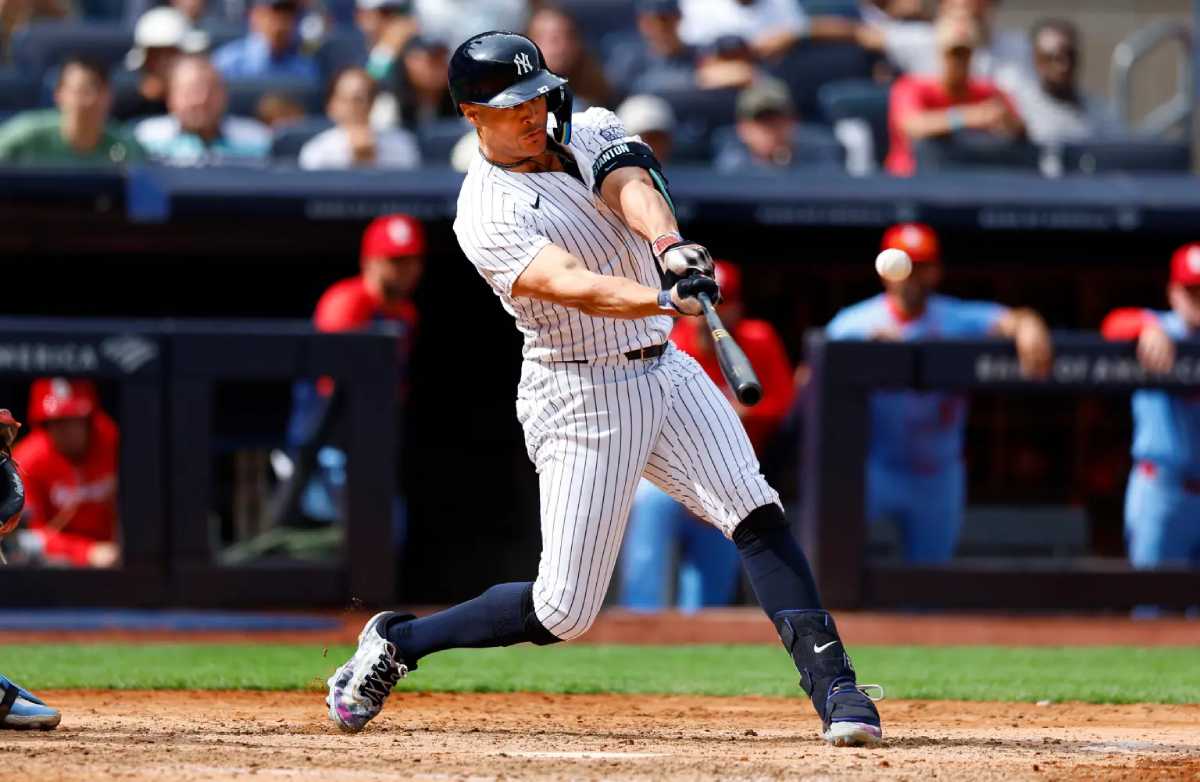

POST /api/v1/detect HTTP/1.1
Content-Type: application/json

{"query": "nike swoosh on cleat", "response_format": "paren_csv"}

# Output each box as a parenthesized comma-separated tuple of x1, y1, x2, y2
(813, 641, 839, 653)
(532, 194, 540, 209)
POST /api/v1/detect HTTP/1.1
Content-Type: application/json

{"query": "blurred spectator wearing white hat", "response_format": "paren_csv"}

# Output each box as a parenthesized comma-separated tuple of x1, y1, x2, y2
(300, 67, 420, 169)
(114, 7, 210, 122)
(616, 94, 676, 164)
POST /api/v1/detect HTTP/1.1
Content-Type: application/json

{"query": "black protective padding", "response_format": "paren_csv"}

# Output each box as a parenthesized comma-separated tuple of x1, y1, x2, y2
(591, 140, 666, 194)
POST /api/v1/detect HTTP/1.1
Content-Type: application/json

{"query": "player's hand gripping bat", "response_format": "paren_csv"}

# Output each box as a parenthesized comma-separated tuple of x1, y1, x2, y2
(697, 292, 763, 406)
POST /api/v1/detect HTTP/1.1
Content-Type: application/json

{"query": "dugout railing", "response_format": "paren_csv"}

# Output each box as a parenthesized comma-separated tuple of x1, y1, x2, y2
(0, 318, 397, 607)
(803, 332, 1200, 610)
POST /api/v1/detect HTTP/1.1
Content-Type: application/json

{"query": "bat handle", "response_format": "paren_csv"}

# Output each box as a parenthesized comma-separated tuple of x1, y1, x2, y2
(698, 292, 720, 326)
(695, 292, 764, 406)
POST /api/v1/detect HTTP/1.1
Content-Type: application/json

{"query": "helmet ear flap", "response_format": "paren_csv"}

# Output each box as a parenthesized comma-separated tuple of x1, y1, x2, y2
(548, 85, 573, 144)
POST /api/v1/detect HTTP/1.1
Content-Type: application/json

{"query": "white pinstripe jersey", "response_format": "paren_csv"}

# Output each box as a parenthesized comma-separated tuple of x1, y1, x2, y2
(453, 107, 672, 362)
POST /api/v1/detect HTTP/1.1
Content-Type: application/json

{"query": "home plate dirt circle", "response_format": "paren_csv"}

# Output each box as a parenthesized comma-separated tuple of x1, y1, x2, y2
(3, 691, 1198, 781)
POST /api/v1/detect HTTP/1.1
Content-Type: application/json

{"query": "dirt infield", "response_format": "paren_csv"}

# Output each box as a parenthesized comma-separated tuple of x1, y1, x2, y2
(3, 608, 1199, 646)
(5, 691, 1198, 781)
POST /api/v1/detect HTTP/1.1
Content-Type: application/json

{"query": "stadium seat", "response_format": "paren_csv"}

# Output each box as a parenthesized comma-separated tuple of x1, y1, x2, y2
(767, 41, 879, 123)
(0, 68, 39, 112)
(269, 117, 335, 160)
(913, 132, 1040, 173)
(710, 122, 845, 171)
(1061, 139, 1192, 175)
(797, 0, 862, 19)
(314, 28, 367, 82)
(225, 77, 323, 119)
(817, 78, 891, 168)
(653, 86, 739, 163)
(557, 0, 636, 53)
(9, 22, 133, 82)
(417, 118, 472, 166)
(78, 0, 125, 21)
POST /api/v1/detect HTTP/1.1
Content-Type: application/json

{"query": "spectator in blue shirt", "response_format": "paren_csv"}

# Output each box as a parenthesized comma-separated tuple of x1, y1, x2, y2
(212, 0, 319, 83)
(135, 54, 272, 165)
(606, 0, 699, 97)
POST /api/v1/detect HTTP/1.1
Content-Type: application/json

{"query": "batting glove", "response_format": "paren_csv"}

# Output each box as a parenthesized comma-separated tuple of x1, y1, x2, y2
(653, 233, 715, 287)
(658, 274, 720, 316)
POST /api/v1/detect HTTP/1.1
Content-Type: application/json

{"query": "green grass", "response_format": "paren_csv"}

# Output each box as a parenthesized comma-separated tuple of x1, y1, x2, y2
(0, 644, 1196, 704)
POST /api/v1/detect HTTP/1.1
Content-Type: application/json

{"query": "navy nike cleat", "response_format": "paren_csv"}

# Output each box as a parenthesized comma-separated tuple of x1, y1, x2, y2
(772, 609, 885, 746)
(820, 679, 884, 746)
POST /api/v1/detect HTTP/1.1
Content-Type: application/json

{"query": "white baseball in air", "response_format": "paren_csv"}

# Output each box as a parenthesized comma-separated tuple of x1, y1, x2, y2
(875, 248, 913, 281)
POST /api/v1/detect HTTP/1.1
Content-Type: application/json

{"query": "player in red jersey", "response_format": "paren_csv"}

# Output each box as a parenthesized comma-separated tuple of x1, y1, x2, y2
(12, 378, 120, 569)
(283, 213, 424, 532)
(314, 212, 424, 340)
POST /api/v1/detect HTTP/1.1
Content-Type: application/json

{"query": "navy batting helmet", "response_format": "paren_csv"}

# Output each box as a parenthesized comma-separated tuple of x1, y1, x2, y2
(448, 31, 574, 143)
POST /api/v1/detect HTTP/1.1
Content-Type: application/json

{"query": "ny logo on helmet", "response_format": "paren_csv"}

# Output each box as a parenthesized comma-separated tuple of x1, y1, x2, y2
(514, 52, 534, 75)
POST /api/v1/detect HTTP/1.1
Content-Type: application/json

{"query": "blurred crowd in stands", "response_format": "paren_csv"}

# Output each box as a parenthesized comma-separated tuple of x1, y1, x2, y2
(0, 0, 1185, 175)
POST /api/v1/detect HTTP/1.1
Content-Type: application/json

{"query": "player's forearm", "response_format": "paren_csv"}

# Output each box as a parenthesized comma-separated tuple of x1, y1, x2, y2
(605, 170, 679, 243)
(558, 272, 665, 319)
(993, 308, 1043, 339)
(752, 30, 802, 59)
(515, 244, 666, 319)
(901, 109, 955, 140)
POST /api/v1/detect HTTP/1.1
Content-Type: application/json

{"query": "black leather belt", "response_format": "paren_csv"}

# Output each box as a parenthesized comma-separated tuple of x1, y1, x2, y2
(559, 343, 666, 364)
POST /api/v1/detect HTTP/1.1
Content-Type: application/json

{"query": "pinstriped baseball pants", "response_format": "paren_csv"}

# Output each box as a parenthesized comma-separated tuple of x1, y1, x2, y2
(516, 342, 780, 641)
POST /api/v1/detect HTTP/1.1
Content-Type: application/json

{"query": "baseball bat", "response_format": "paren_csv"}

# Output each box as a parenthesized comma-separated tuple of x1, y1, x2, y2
(697, 292, 763, 406)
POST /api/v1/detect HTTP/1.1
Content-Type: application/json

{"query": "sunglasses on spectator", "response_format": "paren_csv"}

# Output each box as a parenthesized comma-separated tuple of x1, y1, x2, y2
(749, 109, 790, 122)
(1036, 46, 1076, 62)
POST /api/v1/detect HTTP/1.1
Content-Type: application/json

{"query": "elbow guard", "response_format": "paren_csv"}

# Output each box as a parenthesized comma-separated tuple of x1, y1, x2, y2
(591, 141, 675, 216)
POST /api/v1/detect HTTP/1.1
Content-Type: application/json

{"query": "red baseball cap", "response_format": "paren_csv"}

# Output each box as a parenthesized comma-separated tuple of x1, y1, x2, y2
(881, 222, 940, 264)
(361, 214, 426, 262)
(28, 377, 96, 425)
(0, 409, 20, 430)
(1170, 243, 1200, 286)
(713, 260, 742, 303)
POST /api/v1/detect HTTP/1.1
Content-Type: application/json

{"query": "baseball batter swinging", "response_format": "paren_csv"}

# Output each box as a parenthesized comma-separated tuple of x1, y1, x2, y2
(327, 31, 883, 746)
